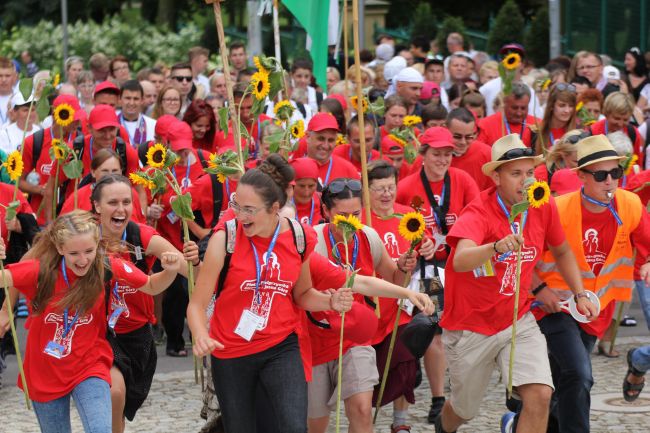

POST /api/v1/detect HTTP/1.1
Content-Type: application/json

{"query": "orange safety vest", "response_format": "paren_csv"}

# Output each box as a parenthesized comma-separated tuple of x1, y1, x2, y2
(536, 189, 642, 309)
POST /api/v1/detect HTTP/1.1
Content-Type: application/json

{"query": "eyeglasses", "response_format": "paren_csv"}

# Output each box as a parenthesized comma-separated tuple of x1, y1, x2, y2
(581, 167, 624, 182)
(172, 76, 193, 83)
(553, 83, 576, 93)
(369, 184, 397, 194)
(162, 98, 181, 103)
(326, 179, 362, 195)
(497, 147, 534, 161)
(229, 197, 264, 217)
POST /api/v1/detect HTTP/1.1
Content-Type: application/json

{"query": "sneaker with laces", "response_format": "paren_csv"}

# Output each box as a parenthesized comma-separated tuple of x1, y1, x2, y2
(500, 411, 515, 433)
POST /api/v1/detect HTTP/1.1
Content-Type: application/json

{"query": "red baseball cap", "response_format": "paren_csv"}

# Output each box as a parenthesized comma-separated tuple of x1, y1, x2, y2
(290, 157, 319, 180)
(308, 112, 340, 133)
(168, 121, 194, 152)
(326, 302, 378, 344)
(327, 94, 348, 111)
(155, 115, 179, 141)
(381, 135, 405, 156)
(94, 81, 120, 97)
(419, 127, 454, 149)
(550, 168, 582, 196)
(52, 94, 85, 121)
(89, 104, 119, 130)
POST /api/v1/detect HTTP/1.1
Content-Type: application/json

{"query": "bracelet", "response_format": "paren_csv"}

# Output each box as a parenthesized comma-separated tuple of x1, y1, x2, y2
(574, 291, 589, 302)
(192, 259, 201, 266)
(532, 282, 547, 296)
(397, 261, 408, 274)
(493, 241, 500, 254)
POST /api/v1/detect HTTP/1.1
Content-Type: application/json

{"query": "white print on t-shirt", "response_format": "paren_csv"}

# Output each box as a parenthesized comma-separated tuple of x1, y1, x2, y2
(583, 228, 606, 272)
(240, 252, 292, 330)
(40, 161, 53, 176)
(112, 284, 139, 318)
(44, 312, 93, 358)
(498, 245, 537, 296)
(123, 262, 133, 273)
(300, 216, 310, 225)
(383, 232, 403, 257)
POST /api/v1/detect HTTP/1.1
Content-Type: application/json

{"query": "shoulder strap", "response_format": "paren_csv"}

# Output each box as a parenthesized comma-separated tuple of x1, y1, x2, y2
(286, 217, 306, 259)
(115, 137, 128, 175)
(225, 219, 237, 253)
(197, 149, 209, 168)
(137, 142, 150, 166)
(420, 168, 451, 235)
(297, 102, 307, 119)
(316, 91, 323, 107)
(361, 226, 384, 268)
(57, 135, 86, 212)
(208, 174, 223, 228)
(313, 223, 328, 257)
(32, 129, 45, 163)
(124, 221, 149, 274)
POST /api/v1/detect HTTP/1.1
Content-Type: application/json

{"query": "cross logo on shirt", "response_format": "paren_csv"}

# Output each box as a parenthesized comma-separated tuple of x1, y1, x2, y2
(44, 312, 93, 358)
(497, 245, 537, 296)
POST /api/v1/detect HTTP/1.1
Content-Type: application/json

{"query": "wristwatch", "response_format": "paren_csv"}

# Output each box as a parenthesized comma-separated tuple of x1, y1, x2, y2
(574, 291, 589, 302)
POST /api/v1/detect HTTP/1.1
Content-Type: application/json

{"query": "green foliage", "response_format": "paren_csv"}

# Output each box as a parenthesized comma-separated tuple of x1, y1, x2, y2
(524, 5, 549, 67)
(0, 16, 202, 72)
(411, 2, 437, 40)
(486, 0, 525, 55)
(435, 16, 469, 57)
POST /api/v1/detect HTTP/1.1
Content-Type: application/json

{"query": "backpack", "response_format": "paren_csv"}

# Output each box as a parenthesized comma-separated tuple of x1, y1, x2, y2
(194, 150, 224, 231)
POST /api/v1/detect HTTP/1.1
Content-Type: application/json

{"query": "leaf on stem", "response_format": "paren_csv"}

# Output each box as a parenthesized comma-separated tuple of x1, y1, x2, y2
(36, 97, 50, 122)
(19, 78, 33, 101)
(508, 201, 529, 224)
(171, 192, 195, 221)
(62, 160, 84, 179)
(218, 107, 229, 137)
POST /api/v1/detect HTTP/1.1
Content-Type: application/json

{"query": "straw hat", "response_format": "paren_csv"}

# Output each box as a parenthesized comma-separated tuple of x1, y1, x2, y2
(573, 134, 625, 170)
(481, 134, 544, 175)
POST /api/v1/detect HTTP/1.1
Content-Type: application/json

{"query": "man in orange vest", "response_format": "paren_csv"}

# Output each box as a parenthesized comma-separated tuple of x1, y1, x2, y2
(531, 135, 650, 432)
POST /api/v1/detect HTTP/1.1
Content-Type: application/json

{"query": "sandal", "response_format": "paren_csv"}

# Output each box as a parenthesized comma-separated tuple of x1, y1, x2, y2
(623, 349, 645, 402)
(166, 348, 188, 357)
(597, 343, 620, 358)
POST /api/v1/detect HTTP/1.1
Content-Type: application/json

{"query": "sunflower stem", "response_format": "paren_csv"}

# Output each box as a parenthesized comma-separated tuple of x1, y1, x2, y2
(507, 216, 527, 399)
(335, 233, 352, 433)
(12, 97, 35, 203)
(51, 160, 60, 221)
(182, 219, 199, 385)
(73, 178, 78, 209)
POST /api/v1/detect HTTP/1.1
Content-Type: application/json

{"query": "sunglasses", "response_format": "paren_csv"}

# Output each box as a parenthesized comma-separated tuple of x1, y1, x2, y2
(497, 147, 534, 161)
(325, 179, 362, 195)
(581, 166, 624, 182)
(566, 131, 591, 145)
(553, 83, 576, 93)
(172, 76, 193, 83)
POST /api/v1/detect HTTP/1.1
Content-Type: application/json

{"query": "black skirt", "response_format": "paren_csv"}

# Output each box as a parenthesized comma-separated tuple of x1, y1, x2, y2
(109, 323, 157, 421)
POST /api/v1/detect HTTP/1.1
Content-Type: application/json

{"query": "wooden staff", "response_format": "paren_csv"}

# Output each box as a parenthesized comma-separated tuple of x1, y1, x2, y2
(273, 0, 282, 100)
(609, 301, 625, 355)
(207, 0, 245, 171)
(342, 0, 351, 119)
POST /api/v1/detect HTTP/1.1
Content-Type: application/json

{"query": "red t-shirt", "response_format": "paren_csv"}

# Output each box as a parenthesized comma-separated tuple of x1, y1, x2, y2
(589, 120, 644, 168)
(450, 140, 493, 191)
(439, 187, 565, 335)
(214, 115, 271, 157)
(332, 144, 382, 175)
(396, 167, 479, 260)
(294, 195, 323, 226)
(477, 112, 539, 147)
(313, 155, 360, 187)
(209, 221, 316, 358)
(366, 204, 413, 343)
(0, 183, 34, 246)
(111, 223, 159, 334)
(59, 183, 146, 223)
(188, 175, 236, 229)
(21, 128, 78, 225)
(7, 256, 148, 402)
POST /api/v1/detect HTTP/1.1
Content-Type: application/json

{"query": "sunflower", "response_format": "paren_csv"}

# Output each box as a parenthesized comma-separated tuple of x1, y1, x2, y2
(398, 212, 426, 243)
(51, 139, 67, 161)
(146, 143, 167, 169)
(336, 134, 347, 146)
(403, 115, 422, 128)
(541, 78, 551, 91)
(350, 95, 368, 113)
(502, 53, 521, 71)
(624, 154, 639, 175)
(273, 100, 294, 120)
(207, 152, 219, 169)
(575, 101, 584, 112)
(290, 120, 305, 139)
(52, 103, 75, 128)
(388, 134, 406, 147)
(527, 180, 551, 208)
(52, 73, 60, 88)
(250, 71, 270, 101)
(332, 214, 363, 238)
(253, 56, 268, 74)
(129, 173, 155, 191)
(217, 173, 226, 183)
(3, 151, 24, 181)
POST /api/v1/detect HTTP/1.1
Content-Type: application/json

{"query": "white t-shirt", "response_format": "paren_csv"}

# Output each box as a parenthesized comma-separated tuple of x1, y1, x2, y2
(120, 114, 156, 145)
(479, 77, 543, 118)
(0, 122, 41, 153)
(0, 94, 11, 128)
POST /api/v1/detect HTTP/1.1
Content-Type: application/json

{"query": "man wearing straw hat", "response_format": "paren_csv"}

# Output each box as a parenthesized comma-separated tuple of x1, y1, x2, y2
(530, 134, 650, 433)
(434, 134, 597, 433)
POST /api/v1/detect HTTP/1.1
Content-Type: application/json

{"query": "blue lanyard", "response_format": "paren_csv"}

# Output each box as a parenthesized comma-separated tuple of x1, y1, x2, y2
(431, 183, 446, 228)
(581, 187, 623, 226)
(604, 120, 608, 135)
(49, 128, 73, 145)
(60, 258, 81, 338)
(495, 193, 527, 262)
(323, 158, 334, 186)
(292, 198, 315, 225)
(225, 178, 231, 197)
(89, 136, 94, 161)
(249, 220, 281, 305)
(328, 225, 359, 270)
(172, 160, 192, 187)
(119, 113, 146, 146)
(504, 117, 526, 139)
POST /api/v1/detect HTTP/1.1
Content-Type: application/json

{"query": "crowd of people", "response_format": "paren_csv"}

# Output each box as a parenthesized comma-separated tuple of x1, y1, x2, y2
(0, 29, 649, 433)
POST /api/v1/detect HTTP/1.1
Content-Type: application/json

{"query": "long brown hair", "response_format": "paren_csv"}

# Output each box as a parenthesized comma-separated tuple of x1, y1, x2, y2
(25, 211, 105, 314)
(535, 86, 577, 155)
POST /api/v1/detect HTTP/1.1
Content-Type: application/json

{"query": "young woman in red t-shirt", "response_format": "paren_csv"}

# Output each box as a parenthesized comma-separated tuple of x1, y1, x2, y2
(0, 210, 182, 433)
(183, 100, 217, 153)
(532, 85, 577, 155)
(91, 174, 200, 433)
(188, 155, 352, 433)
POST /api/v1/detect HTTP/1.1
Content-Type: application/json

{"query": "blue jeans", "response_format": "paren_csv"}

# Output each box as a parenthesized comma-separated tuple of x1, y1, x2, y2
(211, 333, 307, 433)
(635, 280, 650, 331)
(631, 345, 650, 372)
(538, 313, 597, 433)
(32, 377, 111, 433)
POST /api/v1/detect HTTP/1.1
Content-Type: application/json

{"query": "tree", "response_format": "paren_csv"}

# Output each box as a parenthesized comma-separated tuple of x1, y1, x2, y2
(486, 0, 525, 56)
(524, 5, 549, 67)
(435, 16, 468, 57)
(411, 2, 437, 41)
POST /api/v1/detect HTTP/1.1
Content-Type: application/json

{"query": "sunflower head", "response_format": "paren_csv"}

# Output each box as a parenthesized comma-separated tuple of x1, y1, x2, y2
(541, 78, 551, 91)
(207, 152, 219, 169)
(274, 100, 294, 121)
(336, 134, 347, 146)
(332, 214, 363, 240)
(250, 71, 270, 101)
(253, 56, 268, 74)
(623, 154, 639, 175)
(398, 212, 426, 244)
(217, 173, 226, 183)
(53, 103, 75, 128)
(51, 139, 67, 161)
(350, 95, 368, 113)
(129, 172, 155, 191)
(290, 120, 305, 139)
(388, 134, 406, 147)
(575, 101, 584, 112)
(146, 143, 167, 169)
(502, 53, 521, 71)
(403, 115, 422, 128)
(527, 180, 551, 208)
(3, 151, 24, 181)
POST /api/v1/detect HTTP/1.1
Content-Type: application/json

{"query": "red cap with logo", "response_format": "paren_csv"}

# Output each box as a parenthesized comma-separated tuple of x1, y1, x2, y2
(419, 127, 454, 149)
(94, 81, 120, 97)
(89, 104, 119, 129)
(52, 94, 85, 121)
(381, 135, 405, 156)
(290, 157, 319, 180)
(307, 112, 340, 133)
(168, 121, 194, 152)
(155, 115, 179, 141)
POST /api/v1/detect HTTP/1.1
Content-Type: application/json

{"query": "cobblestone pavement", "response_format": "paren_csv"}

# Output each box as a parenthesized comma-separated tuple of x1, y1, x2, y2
(2, 335, 649, 432)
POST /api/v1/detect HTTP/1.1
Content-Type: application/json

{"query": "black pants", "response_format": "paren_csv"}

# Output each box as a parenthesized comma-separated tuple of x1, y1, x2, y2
(156, 259, 188, 352)
(211, 333, 307, 433)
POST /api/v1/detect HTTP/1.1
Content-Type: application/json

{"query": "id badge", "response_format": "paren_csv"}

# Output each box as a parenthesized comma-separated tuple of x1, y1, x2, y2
(234, 309, 264, 341)
(44, 341, 65, 359)
(134, 246, 143, 261)
(108, 305, 126, 330)
(166, 211, 179, 224)
(472, 258, 495, 278)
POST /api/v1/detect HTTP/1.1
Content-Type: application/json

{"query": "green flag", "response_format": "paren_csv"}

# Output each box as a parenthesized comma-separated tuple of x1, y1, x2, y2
(283, 0, 330, 89)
